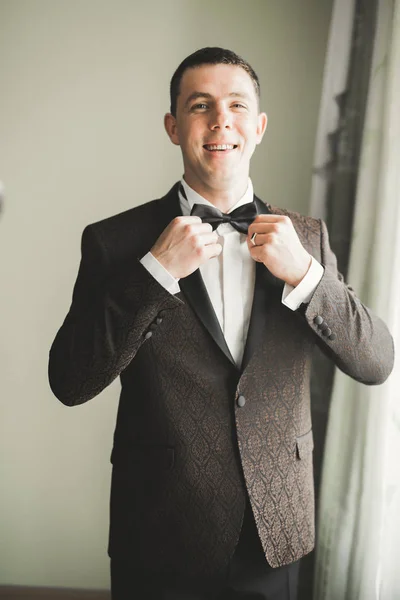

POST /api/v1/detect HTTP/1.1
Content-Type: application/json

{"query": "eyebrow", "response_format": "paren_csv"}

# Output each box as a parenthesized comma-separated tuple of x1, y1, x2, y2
(184, 91, 251, 108)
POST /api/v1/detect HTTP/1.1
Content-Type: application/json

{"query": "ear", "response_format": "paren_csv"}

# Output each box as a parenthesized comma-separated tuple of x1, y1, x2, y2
(255, 112, 268, 145)
(164, 113, 180, 146)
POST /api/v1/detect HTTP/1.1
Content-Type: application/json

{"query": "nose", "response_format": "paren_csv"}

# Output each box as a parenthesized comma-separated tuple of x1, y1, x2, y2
(210, 106, 232, 130)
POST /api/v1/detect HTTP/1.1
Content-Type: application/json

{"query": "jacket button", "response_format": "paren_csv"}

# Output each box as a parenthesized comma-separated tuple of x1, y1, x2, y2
(314, 316, 323, 325)
(144, 331, 153, 340)
(320, 322, 329, 331)
(237, 395, 246, 408)
(323, 327, 332, 337)
(156, 317, 163, 325)
(158, 310, 167, 318)
(329, 333, 337, 341)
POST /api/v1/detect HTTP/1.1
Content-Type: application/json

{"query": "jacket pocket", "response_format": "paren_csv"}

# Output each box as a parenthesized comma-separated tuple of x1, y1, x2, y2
(111, 444, 175, 470)
(296, 429, 314, 460)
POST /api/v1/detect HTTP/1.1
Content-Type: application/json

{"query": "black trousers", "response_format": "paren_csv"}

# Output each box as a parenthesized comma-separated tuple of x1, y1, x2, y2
(111, 501, 299, 600)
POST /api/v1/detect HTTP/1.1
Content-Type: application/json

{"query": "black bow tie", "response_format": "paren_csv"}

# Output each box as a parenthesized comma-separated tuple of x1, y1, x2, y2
(190, 202, 257, 234)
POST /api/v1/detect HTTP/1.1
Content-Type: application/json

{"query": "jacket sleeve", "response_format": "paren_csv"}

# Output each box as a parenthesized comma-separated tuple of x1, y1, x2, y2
(48, 224, 182, 406)
(303, 219, 394, 385)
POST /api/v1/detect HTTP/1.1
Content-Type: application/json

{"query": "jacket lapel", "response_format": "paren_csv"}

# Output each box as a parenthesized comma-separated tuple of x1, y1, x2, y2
(179, 270, 236, 365)
(241, 197, 284, 372)
(158, 183, 236, 366)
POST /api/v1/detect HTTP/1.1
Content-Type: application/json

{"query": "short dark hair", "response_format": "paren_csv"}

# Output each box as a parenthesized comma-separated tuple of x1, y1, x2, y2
(169, 47, 261, 117)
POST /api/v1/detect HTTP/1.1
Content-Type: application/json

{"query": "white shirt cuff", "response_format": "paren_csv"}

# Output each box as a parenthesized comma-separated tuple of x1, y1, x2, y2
(281, 256, 324, 311)
(140, 252, 181, 295)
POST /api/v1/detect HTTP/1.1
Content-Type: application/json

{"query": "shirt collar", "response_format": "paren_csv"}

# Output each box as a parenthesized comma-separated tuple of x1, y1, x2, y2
(179, 178, 254, 216)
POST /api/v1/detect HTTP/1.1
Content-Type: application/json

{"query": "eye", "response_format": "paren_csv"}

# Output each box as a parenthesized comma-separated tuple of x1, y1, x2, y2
(191, 103, 208, 110)
(232, 103, 247, 109)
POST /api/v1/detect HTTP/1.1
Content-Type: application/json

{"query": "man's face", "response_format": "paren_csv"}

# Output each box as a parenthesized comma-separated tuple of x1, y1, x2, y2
(165, 64, 267, 193)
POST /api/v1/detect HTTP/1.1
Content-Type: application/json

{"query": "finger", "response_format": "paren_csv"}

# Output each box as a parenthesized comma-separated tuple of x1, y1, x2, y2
(252, 214, 290, 223)
(203, 242, 223, 260)
(173, 215, 203, 224)
(246, 232, 272, 248)
(248, 244, 265, 262)
(182, 221, 214, 236)
(248, 222, 282, 237)
(200, 231, 220, 246)
(248, 215, 290, 231)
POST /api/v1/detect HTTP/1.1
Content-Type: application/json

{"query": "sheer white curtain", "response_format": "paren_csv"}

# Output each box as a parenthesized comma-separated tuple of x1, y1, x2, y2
(309, 0, 356, 221)
(314, 0, 400, 598)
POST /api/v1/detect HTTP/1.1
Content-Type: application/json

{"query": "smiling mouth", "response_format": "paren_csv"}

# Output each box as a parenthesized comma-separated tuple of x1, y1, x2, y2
(203, 144, 238, 152)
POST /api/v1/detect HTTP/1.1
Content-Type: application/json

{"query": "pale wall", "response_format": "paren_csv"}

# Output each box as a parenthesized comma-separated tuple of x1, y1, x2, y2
(0, 0, 332, 589)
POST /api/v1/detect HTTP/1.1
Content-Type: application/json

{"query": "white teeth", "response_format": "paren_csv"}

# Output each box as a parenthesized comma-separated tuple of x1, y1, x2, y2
(205, 144, 235, 151)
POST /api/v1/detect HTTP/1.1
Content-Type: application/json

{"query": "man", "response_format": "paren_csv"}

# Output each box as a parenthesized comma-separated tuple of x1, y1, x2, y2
(49, 48, 394, 599)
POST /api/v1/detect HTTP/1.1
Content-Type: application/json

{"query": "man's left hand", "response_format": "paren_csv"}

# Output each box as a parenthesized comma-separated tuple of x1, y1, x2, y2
(247, 215, 311, 287)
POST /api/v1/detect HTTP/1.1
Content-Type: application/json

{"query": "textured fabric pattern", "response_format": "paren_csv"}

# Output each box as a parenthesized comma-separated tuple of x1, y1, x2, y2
(48, 183, 394, 577)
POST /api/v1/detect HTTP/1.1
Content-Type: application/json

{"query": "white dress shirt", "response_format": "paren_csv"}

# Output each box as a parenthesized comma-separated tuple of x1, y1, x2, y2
(140, 179, 324, 367)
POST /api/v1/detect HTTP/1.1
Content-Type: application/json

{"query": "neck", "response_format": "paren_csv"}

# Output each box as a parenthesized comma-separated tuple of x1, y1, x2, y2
(183, 175, 249, 213)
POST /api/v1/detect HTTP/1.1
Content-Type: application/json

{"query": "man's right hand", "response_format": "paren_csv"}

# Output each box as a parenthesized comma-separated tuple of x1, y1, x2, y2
(150, 216, 222, 279)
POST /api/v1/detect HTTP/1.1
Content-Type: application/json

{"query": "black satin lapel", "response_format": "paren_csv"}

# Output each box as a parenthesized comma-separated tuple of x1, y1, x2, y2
(157, 182, 183, 224)
(254, 195, 271, 215)
(241, 196, 283, 372)
(241, 264, 270, 371)
(179, 270, 236, 367)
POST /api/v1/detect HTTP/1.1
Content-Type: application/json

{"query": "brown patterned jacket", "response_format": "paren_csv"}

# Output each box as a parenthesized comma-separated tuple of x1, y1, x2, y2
(48, 182, 394, 576)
